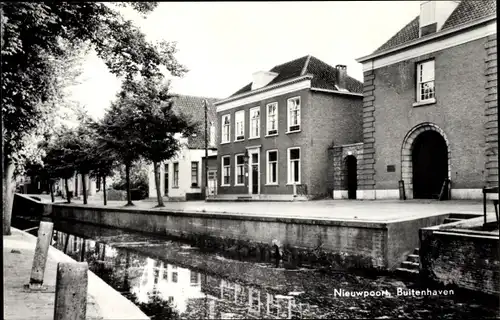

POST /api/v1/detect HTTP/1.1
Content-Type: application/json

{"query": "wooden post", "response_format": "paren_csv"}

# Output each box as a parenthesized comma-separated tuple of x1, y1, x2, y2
(54, 262, 88, 320)
(29, 221, 54, 289)
(80, 238, 86, 262)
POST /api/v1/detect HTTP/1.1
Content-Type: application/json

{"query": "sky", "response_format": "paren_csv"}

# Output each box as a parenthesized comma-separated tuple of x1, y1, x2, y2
(68, 1, 421, 120)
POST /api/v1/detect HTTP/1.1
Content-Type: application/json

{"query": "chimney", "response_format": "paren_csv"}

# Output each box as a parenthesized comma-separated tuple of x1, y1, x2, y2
(251, 71, 278, 91)
(335, 65, 347, 90)
(419, 1, 460, 37)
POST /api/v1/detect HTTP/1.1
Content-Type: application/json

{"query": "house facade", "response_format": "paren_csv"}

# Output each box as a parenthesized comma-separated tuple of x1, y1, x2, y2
(354, 0, 497, 200)
(148, 95, 218, 201)
(214, 55, 363, 200)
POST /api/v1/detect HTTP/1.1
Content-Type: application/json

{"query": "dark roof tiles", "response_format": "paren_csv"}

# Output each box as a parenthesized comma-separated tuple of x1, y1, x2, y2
(373, 0, 496, 54)
(230, 55, 363, 97)
(171, 94, 219, 149)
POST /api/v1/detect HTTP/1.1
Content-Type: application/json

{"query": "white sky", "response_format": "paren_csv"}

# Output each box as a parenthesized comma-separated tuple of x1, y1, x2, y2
(68, 1, 420, 119)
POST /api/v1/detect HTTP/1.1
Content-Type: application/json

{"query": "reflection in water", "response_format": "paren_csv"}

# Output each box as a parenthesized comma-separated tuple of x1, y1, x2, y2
(45, 221, 499, 320)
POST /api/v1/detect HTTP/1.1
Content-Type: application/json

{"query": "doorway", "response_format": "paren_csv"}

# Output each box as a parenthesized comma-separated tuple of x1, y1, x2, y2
(412, 130, 449, 199)
(345, 155, 357, 199)
(164, 164, 169, 197)
(248, 150, 260, 195)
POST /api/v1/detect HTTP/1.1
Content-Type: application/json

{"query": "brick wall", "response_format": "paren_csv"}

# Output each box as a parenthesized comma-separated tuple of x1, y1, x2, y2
(370, 37, 489, 192)
(359, 71, 376, 191)
(484, 34, 498, 188)
(308, 92, 363, 196)
(420, 228, 500, 295)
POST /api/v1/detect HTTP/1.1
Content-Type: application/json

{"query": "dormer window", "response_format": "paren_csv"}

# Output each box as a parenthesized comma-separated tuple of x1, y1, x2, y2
(416, 60, 435, 102)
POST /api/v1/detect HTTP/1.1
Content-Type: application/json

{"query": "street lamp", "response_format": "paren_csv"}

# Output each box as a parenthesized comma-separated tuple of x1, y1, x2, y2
(244, 150, 249, 194)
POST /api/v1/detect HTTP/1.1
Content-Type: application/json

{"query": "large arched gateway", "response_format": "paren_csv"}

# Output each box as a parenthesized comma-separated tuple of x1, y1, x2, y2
(401, 123, 451, 200)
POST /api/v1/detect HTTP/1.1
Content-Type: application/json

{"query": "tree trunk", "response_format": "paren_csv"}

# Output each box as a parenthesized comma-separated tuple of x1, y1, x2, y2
(65, 178, 71, 203)
(125, 163, 133, 206)
(3, 160, 15, 235)
(154, 161, 164, 207)
(103, 175, 107, 206)
(82, 173, 88, 205)
(49, 181, 55, 203)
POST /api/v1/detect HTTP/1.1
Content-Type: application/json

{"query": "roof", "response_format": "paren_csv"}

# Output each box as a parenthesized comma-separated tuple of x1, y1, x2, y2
(373, 0, 496, 54)
(230, 55, 363, 97)
(171, 94, 219, 149)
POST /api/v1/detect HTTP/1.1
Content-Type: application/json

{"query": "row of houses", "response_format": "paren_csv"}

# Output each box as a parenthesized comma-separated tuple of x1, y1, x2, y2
(149, 0, 497, 201)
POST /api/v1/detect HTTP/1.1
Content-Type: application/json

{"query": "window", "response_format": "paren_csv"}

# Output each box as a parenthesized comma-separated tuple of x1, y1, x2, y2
(250, 107, 260, 138)
(221, 114, 230, 143)
(222, 156, 230, 186)
(287, 97, 301, 132)
(235, 110, 245, 141)
(417, 60, 435, 102)
(288, 148, 301, 184)
(267, 150, 278, 185)
(190, 271, 199, 285)
(171, 272, 178, 283)
(235, 154, 245, 186)
(420, 1, 436, 27)
(191, 162, 199, 187)
(173, 163, 179, 188)
(266, 102, 278, 135)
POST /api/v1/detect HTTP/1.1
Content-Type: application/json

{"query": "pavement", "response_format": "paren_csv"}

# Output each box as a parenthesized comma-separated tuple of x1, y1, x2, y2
(3, 228, 150, 320)
(31, 193, 496, 223)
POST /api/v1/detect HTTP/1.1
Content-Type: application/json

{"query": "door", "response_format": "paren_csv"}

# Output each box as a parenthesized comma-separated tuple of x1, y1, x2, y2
(208, 170, 217, 196)
(248, 150, 260, 195)
(164, 164, 169, 196)
(412, 130, 448, 199)
(345, 155, 357, 199)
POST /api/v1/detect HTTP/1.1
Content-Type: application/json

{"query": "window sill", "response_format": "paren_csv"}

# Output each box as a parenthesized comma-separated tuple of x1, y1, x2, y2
(234, 183, 245, 187)
(286, 183, 301, 186)
(265, 133, 279, 138)
(248, 136, 260, 140)
(412, 98, 436, 107)
(220, 141, 230, 145)
(286, 129, 301, 135)
(234, 139, 245, 143)
(220, 184, 231, 187)
(265, 183, 279, 186)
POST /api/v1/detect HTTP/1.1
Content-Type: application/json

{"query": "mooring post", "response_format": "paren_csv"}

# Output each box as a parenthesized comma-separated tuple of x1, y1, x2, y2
(28, 221, 54, 289)
(54, 262, 88, 320)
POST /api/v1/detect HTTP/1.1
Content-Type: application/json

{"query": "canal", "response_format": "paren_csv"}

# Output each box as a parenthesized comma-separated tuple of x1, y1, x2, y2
(14, 217, 500, 319)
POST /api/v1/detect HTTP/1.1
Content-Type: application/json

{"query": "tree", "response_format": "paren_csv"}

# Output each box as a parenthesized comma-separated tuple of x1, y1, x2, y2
(125, 77, 196, 207)
(2, 2, 187, 234)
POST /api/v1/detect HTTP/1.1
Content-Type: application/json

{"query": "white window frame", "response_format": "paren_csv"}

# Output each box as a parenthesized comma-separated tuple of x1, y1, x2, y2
(221, 114, 231, 144)
(249, 107, 260, 139)
(235, 110, 245, 141)
(266, 149, 278, 185)
(173, 162, 179, 188)
(287, 96, 301, 133)
(221, 156, 231, 186)
(416, 60, 435, 103)
(287, 147, 301, 184)
(419, 1, 436, 28)
(266, 102, 278, 136)
(234, 153, 245, 186)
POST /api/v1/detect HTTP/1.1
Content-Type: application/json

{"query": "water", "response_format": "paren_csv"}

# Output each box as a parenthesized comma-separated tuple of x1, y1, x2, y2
(16, 218, 500, 319)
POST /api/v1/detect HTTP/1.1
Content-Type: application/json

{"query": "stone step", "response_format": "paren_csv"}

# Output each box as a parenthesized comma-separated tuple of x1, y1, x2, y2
(401, 261, 420, 270)
(407, 254, 420, 263)
(395, 267, 420, 277)
(443, 217, 463, 224)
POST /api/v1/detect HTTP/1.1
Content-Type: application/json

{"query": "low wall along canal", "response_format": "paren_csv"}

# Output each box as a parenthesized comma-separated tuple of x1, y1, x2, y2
(13, 193, 452, 271)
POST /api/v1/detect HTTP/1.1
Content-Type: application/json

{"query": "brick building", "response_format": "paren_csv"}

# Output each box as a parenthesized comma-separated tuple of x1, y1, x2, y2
(353, 0, 497, 200)
(214, 55, 363, 200)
